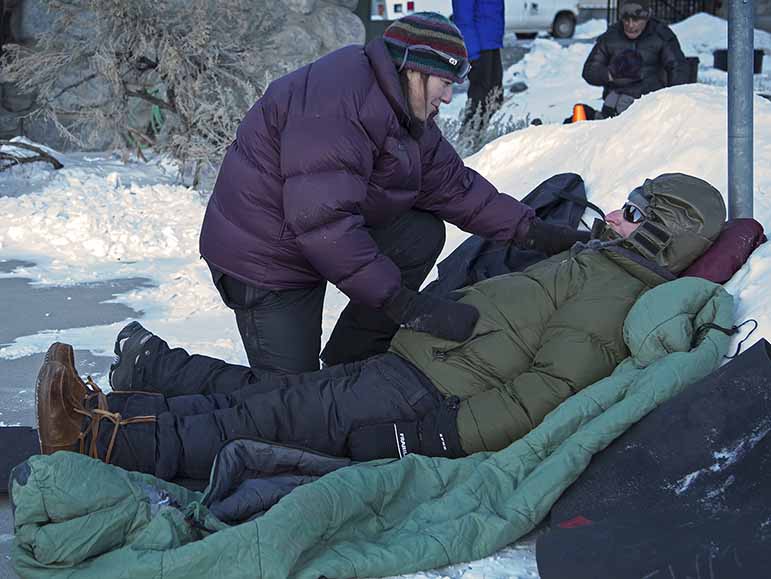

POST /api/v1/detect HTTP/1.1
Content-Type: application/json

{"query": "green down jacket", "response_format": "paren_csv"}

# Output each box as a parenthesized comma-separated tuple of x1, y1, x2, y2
(392, 246, 669, 453)
(12, 277, 733, 579)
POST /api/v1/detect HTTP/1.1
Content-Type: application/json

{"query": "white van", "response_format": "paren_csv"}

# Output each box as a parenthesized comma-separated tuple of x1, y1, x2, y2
(370, 1, 453, 21)
(507, 0, 580, 38)
(369, 0, 580, 39)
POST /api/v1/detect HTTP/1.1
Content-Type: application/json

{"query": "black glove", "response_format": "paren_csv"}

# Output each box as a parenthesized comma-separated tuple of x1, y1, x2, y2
(384, 287, 479, 342)
(348, 398, 465, 461)
(608, 49, 643, 81)
(522, 219, 591, 256)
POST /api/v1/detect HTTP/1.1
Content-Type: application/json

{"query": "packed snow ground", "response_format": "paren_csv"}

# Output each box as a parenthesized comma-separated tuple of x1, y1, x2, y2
(1, 12, 771, 579)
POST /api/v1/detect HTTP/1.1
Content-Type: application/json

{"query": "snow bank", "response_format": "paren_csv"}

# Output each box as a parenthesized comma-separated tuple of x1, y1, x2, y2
(672, 12, 771, 57)
(574, 18, 607, 39)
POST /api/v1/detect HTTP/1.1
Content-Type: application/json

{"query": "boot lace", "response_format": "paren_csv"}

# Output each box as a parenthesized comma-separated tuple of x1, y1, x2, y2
(74, 376, 157, 464)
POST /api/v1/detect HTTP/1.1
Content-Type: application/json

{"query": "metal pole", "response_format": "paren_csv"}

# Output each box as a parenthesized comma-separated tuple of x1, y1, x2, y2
(727, 0, 754, 218)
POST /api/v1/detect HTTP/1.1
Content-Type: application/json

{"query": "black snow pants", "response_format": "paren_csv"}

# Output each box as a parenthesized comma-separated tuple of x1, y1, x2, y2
(88, 334, 443, 480)
(208, 209, 446, 374)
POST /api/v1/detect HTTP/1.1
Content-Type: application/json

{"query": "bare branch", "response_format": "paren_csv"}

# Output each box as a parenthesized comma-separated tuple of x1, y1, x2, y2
(123, 88, 176, 112)
(0, 141, 64, 170)
(49, 72, 99, 101)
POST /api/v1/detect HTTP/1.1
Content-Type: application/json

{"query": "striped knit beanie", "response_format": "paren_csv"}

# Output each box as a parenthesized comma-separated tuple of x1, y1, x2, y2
(383, 12, 469, 84)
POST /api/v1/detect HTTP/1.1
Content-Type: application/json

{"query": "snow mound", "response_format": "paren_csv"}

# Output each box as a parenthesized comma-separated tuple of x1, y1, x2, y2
(672, 12, 771, 56)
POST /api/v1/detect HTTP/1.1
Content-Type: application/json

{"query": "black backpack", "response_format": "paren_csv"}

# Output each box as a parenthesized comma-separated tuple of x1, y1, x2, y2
(423, 173, 603, 298)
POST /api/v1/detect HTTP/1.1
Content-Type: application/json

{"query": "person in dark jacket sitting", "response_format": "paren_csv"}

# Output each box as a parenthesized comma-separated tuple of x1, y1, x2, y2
(36, 174, 726, 481)
(582, 0, 689, 117)
(198, 12, 588, 376)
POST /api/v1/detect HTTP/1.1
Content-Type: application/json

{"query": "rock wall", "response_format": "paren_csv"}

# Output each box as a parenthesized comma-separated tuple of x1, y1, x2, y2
(0, 0, 365, 150)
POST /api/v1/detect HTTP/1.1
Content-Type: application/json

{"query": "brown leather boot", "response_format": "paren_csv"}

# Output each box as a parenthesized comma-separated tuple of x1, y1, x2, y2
(35, 343, 90, 454)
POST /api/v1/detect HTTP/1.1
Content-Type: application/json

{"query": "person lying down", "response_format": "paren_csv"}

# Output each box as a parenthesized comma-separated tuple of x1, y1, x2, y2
(35, 173, 726, 481)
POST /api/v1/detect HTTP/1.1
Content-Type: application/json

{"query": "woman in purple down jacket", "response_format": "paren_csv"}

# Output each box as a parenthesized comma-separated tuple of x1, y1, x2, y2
(199, 12, 588, 374)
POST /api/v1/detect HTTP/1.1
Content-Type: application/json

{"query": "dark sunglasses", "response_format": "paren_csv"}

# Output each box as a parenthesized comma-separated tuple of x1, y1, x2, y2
(622, 203, 646, 224)
(398, 44, 472, 81)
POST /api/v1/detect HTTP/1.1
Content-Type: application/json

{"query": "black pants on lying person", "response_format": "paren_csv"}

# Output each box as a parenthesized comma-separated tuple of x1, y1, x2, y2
(86, 333, 461, 481)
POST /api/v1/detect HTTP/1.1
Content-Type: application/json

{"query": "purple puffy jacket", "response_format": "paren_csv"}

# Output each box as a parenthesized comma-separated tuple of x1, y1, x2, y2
(199, 38, 534, 309)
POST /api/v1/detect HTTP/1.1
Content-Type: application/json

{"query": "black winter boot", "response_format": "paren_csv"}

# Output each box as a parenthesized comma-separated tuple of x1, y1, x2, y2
(109, 321, 154, 390)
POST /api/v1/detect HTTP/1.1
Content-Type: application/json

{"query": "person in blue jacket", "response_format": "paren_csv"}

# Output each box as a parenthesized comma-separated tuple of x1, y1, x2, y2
(452, 0, 505, 134)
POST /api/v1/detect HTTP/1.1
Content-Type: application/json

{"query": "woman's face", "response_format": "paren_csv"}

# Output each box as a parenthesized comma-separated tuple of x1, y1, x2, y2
(406, 71, 454, 121)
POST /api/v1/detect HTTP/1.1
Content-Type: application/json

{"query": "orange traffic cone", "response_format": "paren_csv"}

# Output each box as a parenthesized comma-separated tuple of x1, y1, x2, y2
(572, 104, 587, 123)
